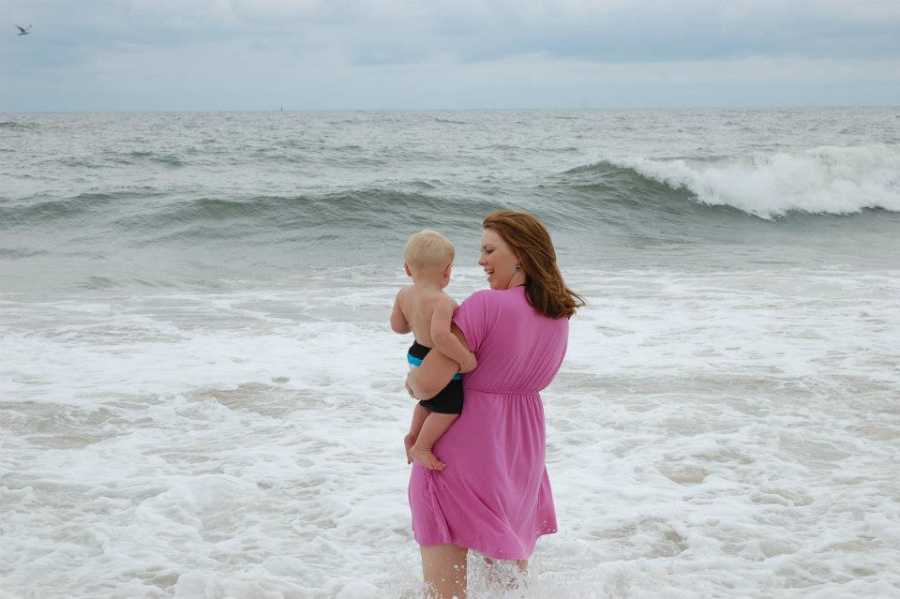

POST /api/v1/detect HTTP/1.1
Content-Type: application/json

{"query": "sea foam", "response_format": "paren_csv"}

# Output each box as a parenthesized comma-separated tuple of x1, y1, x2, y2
(2, 267, 899, 597)
(616, 145, 900, 218)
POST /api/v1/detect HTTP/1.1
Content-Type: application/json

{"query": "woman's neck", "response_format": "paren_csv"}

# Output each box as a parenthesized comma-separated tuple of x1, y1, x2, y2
(507, 273, 527, 289)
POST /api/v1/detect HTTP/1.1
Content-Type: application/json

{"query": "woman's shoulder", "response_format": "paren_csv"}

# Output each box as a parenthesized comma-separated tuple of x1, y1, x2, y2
(454, 288, 509, 321)
(454, 289, 492, 318)
(477, 286, 526, 298)
(460, 286, 523, 308)
(457, 288, 534, 325)
(464, 288, 497, 302)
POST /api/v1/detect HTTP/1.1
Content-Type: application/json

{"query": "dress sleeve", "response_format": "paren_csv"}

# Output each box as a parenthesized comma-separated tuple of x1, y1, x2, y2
(452, 289, 493, 354)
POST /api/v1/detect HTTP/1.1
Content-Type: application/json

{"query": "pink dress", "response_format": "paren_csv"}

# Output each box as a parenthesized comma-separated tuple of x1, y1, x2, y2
(408, 286, 569, 560)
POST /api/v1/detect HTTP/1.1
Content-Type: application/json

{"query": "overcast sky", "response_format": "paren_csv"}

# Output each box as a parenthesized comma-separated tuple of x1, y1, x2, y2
(3, 0, 899, 111)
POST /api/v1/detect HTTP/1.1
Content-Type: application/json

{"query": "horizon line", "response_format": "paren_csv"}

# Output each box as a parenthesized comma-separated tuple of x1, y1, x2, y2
(3, 103, 899, 115)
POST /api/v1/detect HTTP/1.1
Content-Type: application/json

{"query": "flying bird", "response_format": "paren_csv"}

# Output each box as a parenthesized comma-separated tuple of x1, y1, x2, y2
(15, 24, 32, 36)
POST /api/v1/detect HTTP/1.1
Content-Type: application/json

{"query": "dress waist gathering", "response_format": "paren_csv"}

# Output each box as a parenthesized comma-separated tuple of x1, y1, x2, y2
(464, 387, 540, 398)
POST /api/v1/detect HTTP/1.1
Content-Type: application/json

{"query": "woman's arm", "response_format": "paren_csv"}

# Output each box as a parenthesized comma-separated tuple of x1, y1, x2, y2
(430, 298, 477, 373)
(406, 326, 470, 400)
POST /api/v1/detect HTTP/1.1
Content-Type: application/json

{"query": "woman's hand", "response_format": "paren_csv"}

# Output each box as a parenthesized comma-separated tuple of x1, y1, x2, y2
(458, 353, 477, 374)
(406, 327, 470, 400)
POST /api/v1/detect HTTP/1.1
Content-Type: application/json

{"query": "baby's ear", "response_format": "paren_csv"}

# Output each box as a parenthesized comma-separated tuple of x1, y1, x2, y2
(404, 263, 412, 277)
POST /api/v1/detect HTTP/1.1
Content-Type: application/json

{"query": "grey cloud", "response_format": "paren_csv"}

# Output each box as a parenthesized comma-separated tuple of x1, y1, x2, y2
(6, 0, 900, 69)
(3, 0, 899, 111)
(420, 2, 900, 64)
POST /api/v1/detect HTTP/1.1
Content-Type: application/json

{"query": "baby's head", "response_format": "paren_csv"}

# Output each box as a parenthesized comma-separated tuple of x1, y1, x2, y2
(404, 229, 455, 287)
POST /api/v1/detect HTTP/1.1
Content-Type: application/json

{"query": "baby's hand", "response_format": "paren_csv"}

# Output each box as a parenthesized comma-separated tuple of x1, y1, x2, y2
(459, 354, 477, 374)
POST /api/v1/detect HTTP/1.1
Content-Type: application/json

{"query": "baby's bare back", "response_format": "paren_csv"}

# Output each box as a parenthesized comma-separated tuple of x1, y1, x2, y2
(400, 286, 456, 347)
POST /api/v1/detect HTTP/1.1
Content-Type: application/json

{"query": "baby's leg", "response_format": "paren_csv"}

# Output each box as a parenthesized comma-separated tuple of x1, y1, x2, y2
(404, 403, 429, 464)
(410, 412, 458, 471)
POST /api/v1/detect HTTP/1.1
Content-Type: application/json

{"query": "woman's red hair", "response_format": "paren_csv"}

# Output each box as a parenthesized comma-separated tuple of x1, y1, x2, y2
(483, 210, 584, 319)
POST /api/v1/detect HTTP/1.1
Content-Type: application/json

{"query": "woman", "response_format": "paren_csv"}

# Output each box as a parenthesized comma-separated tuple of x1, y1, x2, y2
(406, 210, 583, 598)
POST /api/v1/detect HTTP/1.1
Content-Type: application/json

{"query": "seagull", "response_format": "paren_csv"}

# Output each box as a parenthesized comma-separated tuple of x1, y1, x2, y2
(15, 24, 32, 36)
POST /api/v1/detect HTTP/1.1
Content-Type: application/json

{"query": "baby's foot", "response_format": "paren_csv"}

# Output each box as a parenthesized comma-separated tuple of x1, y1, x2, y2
(409, 445, 446, 471)
(403, 433, 417, 464)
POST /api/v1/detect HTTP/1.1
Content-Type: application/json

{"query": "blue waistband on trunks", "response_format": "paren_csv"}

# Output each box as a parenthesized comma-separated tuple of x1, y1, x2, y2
(407, 353, 462, 381)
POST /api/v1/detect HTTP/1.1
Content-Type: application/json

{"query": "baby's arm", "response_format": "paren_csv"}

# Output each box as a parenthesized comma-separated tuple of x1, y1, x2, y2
(430, 297, 477, 373)
(390, 289, 411, 334)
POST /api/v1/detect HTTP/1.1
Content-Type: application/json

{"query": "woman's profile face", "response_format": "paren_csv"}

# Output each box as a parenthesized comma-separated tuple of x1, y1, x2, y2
(479, 228, 520, 290)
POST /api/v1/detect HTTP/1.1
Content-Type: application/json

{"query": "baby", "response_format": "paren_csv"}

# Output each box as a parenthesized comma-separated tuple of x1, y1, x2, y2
(390, 230, 476, 471)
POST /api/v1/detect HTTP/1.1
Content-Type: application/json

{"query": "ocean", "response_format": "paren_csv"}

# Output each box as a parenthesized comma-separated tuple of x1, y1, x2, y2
(1, 108, 899, 598)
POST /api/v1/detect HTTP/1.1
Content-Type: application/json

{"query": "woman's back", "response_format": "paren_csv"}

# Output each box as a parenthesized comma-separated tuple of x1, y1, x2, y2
(456, 286, 569, 395)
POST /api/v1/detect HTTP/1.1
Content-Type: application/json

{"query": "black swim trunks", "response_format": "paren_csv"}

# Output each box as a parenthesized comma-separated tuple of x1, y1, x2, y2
(407, 341, 464, 414)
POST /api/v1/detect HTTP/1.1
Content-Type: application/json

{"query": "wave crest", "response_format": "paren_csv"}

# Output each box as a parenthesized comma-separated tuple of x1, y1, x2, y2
(608, 145, 900, 219)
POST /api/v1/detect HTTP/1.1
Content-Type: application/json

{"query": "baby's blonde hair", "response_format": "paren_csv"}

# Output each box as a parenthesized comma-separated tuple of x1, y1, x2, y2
(404, 229, 455, 272)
